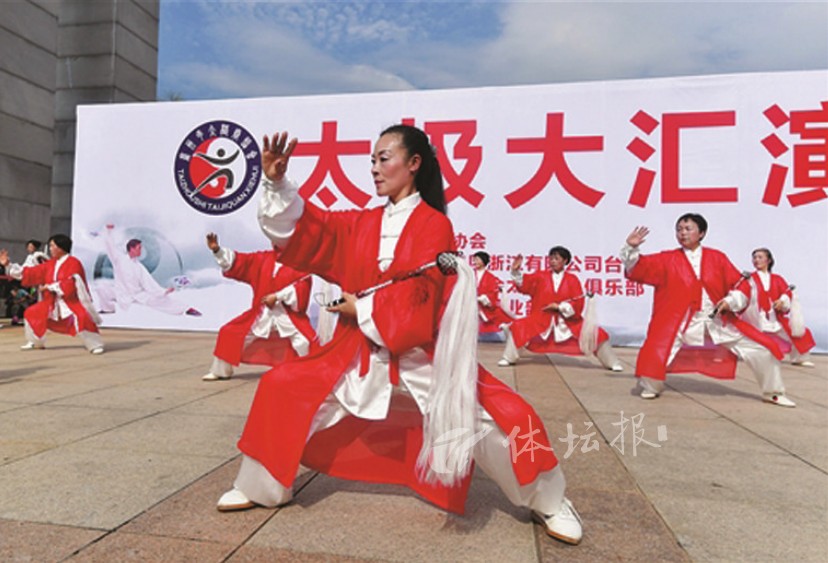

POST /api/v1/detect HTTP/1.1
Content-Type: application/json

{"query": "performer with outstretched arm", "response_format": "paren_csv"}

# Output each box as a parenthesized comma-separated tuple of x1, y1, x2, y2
(0, 235, 104, 354)
(621, 214, 794, 407)
(741, 247, 816, 367)
(217, 124, 583, 545)
(202, 232, 317, 381)
(499, 247, 623, 372)
(95, 224, 201, 317)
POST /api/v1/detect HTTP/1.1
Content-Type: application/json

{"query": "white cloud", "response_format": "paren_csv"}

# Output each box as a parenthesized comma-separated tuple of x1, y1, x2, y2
(472, 1, 828, 85)
(158, 1, 828, 100)
(161, 3, 416, 98)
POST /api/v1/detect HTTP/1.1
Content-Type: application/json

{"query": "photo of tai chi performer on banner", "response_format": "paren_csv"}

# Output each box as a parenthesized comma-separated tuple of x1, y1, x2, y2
(93, 224, 201, 317)
(621, 214, 795, 407)
(202, 232, 317, 381)
(0, 235, 104, 354)
(218, 124, 583, 545)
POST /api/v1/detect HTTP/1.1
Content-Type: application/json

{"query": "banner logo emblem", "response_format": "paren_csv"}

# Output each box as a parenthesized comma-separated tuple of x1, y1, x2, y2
(174, 121, 261, 215)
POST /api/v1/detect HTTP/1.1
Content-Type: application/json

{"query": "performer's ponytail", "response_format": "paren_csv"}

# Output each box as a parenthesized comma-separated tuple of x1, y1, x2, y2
(381, 124, 446, 214)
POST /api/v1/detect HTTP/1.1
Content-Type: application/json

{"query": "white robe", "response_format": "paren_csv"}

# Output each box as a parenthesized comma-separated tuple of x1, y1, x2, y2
(96, 231, 187, 315)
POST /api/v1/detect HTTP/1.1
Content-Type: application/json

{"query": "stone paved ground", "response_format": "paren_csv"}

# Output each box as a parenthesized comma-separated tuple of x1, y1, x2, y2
(0, 325, 825, 561)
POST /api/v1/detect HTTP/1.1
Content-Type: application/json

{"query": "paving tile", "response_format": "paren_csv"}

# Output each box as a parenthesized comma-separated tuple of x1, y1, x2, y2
(49, 382, 219, 413)
(171, 382, 259, 417)
(537, 489, 690, 562)
(120, 457, 312, 544)
(0, 519, 105, 563)
(0, 380, 105, 405)
(0, 441, 227, 529)
(67, 532, 234, 562)
(77, 411, 245, 458)
(228, 545, 375, 562)
(0, 404, 148, 464)
(246, 473, 537, 563)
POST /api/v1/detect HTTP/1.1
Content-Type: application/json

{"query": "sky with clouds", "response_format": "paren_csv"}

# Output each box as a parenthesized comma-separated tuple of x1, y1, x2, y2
(157, 1, 828, 101)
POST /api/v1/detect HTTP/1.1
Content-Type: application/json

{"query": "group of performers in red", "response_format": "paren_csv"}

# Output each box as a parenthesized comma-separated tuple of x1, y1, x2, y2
(0, 123, 818, 547)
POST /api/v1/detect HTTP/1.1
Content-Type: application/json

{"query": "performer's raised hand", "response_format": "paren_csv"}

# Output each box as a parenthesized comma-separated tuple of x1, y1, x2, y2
(262, 131, 298, 182)
(206, 232, 220, 253)
(626, 226, 650, 248)
(511, 254, 524, 273)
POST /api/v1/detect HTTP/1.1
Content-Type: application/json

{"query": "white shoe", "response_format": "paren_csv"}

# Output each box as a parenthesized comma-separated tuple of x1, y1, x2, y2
(497, 358, 515, 367)
(640, 390, 659, 400)
(20, 342, 44, 351)
(202, 372, 231, 381)
(532, 498, 582, 545)
(217, 488, 256, 512)
(792, 360, 814, 368)
(90, 347, 105, 355)
(764, 394, 796, 408)
(609, 364, 624, 372)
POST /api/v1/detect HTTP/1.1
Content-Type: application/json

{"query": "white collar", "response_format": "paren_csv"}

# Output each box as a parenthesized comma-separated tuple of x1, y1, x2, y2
(385, 192, 421, 216)
(683, 245, 702, 258)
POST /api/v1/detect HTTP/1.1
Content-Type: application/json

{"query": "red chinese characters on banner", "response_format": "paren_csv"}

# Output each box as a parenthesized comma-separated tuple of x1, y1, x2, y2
(505, 113, 605, 209)
(584, 278, 603, 296)
(292, 121, 372, 209)
(627, 110, 738, 207)
(403, 118, 485, 207)
(454, 238, 646, 305)
(468, 232, 487, 249)
(761, 101, 828, 207)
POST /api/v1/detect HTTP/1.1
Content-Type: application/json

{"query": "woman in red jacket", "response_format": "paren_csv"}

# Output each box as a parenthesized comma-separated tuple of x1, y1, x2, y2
(217, 124, 583, 545)
(743, 248, 815, 367)
(472, 251, 513, 338)
(499, 247, 623, 372)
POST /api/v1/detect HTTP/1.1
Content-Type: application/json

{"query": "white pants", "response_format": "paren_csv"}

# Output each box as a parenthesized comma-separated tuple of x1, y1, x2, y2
(233, 380, 568, 516)
(95, 280, 187, 315)
(209, 357, 235, 378)
(25, 319, 103, 351)
(639, 334, 785, 397)
(502, 326, 620, 369)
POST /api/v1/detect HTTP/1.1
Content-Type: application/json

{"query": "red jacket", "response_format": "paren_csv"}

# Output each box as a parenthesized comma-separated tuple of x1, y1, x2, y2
(626, 247, 783, 380)
(22, 256, 99, 337)
(238, 200, 557, 514)
(749, 271, 815, 354)
(509, 270, 609, 355)
(213, 250, 316, 366)
(476, 269, 513, 333)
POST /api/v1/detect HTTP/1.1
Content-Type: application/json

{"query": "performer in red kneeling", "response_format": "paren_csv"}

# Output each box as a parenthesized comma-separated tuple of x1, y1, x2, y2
(741, 247, 816, 368)
(498, 247, 623, 372)
(217, 124, 583, 546)
(202, 232, 317, 381)
(471, 251, 513, 338)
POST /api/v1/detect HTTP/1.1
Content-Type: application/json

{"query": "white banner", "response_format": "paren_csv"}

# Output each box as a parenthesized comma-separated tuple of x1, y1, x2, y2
(72, 70, 828, 351)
